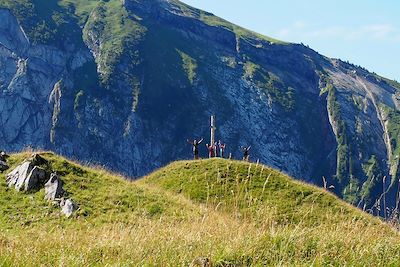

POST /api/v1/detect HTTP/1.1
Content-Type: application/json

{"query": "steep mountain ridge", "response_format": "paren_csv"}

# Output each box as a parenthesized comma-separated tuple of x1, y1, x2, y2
(0, 0, 400, 212)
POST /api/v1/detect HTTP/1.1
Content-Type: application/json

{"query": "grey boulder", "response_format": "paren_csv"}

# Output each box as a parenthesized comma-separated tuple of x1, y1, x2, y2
(6, 161, 47, 191)
(0, 160, 9, 172)
(0, 151, 10, 172)
(7, 161, 33, 190)
(25, 166, 47, 191)
(0, 151, 9, 161)
(44, 173, 64, 201)
(60, 198, 76, 217)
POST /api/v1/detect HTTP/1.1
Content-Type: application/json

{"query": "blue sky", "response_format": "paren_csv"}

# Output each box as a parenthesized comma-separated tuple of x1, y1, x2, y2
(182, 0, 400, 81)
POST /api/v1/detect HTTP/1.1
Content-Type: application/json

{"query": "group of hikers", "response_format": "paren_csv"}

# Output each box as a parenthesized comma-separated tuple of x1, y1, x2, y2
(187, 138, 251, 161)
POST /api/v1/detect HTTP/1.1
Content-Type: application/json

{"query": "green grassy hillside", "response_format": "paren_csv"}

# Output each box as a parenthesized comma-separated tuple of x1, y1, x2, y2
(0, 152, 399, 266)
(143, 159, 372, 225)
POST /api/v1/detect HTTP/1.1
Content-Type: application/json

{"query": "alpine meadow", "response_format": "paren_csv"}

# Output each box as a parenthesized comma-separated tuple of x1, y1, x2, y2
(0, 0, 400, 266)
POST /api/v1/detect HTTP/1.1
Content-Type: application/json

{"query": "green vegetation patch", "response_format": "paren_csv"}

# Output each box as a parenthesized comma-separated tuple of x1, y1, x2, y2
(243, 61, 295, 111)
(162, 0, 286, 45)
(177, 49, 197, 84)
(360, 155, 385, 207)
(198, 9, 285, 44)
(59, 0, 98, 25)
(0, 0, 86, 46)
(144, 159, 370, 225)
(325, 78, 350, 184)
(381, 104, 400, 157)
(83, 0, 146, 85)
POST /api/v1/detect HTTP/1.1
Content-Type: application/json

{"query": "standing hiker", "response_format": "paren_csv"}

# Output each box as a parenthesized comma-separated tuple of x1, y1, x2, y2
(187, 138, 203, 160)
(214, 141, 219, 157)
(206, 143, 215, 158)
(240, 146, 251, 161)
(219, 140, 226, 158)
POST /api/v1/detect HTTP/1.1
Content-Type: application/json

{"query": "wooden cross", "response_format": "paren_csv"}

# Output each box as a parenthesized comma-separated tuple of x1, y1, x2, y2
(210, 115, 216, 145)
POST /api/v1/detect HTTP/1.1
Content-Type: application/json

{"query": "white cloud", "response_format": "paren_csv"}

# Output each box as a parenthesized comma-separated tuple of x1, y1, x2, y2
(293, 20, 306, 29)
(275, 22, 400, 43)
(361, 24, 396, 39)
(307, 26, 346, 38)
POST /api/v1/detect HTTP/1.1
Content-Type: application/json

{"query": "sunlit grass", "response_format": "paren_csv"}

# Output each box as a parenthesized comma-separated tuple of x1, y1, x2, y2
(0, 152, 399, 265)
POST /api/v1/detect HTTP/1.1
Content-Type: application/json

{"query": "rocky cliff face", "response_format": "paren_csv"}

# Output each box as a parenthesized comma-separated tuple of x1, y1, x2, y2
(1, 0, 400, 214)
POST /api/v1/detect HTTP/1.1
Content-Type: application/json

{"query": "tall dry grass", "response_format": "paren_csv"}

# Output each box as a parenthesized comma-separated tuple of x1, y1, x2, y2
(1, 202, 400, 266)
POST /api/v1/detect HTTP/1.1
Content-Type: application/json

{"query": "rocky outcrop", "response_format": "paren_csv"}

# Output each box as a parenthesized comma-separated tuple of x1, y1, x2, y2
(7, 161, 37, 191)
(6, 154, 76, 217)
(44, 173, 77, 217)
(0, 160, 8, 172)
(0, 151, 9, 172)
(24, 166, 47, 191)
(6, 154, 48, 192)
(0, 151, 9, 160)
(44, 173, 64, 201)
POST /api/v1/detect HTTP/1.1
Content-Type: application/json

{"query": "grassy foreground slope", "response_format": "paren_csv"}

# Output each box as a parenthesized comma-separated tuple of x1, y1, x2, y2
(0, 153, 399, 266)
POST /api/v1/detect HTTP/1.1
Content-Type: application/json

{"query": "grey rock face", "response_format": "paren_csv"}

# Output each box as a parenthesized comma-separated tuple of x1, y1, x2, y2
(44, 173, 64, 201)
(0, 9, 29, 54)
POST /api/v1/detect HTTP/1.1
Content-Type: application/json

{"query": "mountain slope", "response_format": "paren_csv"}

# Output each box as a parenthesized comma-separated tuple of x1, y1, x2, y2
(0, 152, 400, 265)
(0, 0, 400, 212)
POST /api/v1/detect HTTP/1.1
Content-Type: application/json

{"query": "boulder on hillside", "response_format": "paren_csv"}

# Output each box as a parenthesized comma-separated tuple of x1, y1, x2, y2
(7, 161, 33, 190)
(0, 151, 9, 161)
(0, 160, 9, 172)
(6, 162, 47, 191)
(5, 153, 50, 191)
(60, 198, 76, 217)
(24, 166, 47, 191)
(0, 151, 10, 172)
(4, 154, 77, 218)
(44, 173, 64, 201)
